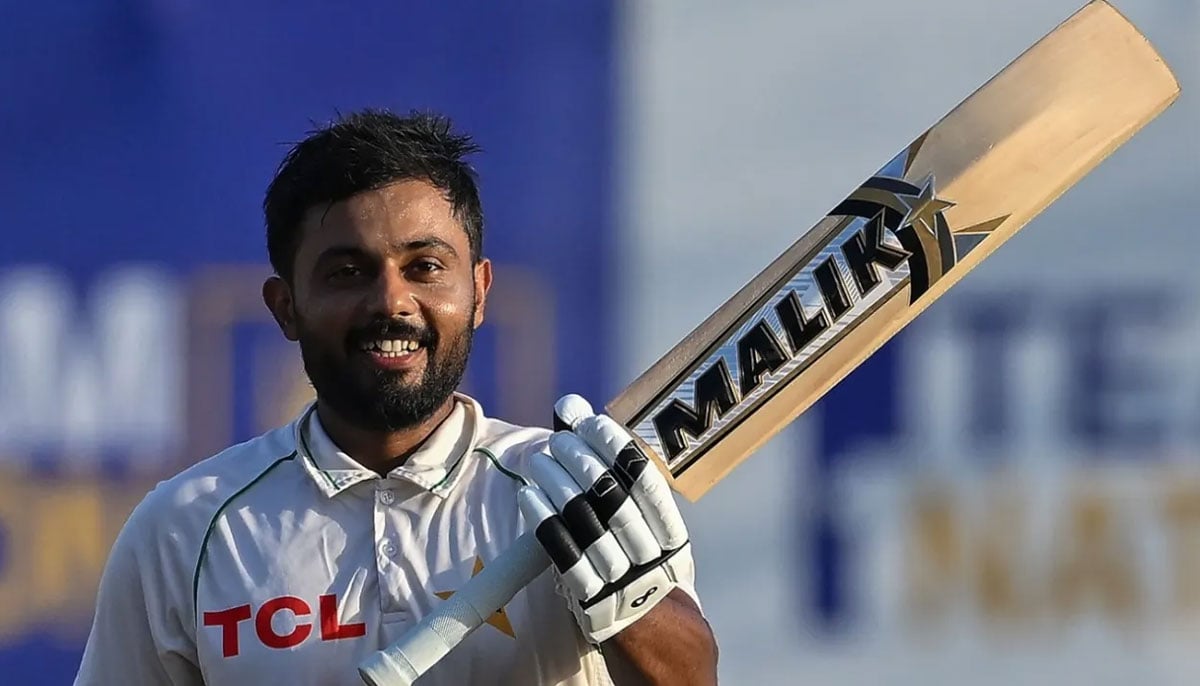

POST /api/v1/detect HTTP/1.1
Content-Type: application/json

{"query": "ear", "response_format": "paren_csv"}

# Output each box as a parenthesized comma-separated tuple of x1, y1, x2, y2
(472, 258, 493, 330)
(263, 276, 300, 341)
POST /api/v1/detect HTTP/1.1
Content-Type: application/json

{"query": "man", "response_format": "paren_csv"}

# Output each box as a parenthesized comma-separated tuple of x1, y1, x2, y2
(75, 110, 718, 685)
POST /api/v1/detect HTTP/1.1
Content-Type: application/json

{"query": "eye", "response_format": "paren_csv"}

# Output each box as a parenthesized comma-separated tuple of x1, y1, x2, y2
(327, 264, 364, 282)
(410, 259, 444, 275)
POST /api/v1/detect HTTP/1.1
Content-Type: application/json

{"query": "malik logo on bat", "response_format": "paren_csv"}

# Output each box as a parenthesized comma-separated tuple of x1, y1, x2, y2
(645, 168, 981, 468)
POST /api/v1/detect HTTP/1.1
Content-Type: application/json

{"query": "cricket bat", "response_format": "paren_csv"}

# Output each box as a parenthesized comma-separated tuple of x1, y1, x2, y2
(359, 2, 1179, 683)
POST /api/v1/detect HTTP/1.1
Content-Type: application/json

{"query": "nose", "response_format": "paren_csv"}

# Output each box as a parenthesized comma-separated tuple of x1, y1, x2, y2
(367, 266, 418, 319)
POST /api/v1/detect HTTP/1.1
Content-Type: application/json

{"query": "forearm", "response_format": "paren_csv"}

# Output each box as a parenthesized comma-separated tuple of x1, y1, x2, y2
(601, 589, 718, 686)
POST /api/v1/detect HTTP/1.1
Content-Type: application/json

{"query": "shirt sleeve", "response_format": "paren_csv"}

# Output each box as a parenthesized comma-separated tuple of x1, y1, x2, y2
(74, 501, 203, 686)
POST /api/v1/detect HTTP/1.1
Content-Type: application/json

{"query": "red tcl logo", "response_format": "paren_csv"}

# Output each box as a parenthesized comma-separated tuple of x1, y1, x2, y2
(203, 594, 366, 658)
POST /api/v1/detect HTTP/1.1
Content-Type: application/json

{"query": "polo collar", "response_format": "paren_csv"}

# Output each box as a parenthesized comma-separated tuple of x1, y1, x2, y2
(293, 394, 481, 498)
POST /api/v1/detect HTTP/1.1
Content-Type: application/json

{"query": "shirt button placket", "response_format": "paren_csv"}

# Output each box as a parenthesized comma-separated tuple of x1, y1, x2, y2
(374, 484, 408, 619)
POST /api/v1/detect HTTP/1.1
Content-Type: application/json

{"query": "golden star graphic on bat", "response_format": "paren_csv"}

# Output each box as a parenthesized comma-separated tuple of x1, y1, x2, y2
(897, 175, 956, 238)
(435, 557, 516, 638)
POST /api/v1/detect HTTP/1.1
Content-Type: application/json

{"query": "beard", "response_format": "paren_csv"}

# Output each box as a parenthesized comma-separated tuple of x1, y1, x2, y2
(296, 309, 474, 433)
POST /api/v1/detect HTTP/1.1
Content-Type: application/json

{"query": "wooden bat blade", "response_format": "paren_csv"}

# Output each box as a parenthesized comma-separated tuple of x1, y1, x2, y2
(606, 0, 1180, 502)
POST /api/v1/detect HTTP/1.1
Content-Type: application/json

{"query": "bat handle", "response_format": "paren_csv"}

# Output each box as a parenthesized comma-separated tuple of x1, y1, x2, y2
(357, 531, 550, 685)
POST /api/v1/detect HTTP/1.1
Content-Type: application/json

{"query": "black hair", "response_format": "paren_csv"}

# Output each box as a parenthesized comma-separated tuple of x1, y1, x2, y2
(263, 109, 484, 281)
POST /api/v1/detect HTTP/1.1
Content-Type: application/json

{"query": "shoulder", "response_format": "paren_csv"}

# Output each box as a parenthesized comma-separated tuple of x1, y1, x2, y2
(120, 420, 301, 562)
(472, 410, 551, 477)
(453, 394, 551, 488)
(99, 419, 304, 625)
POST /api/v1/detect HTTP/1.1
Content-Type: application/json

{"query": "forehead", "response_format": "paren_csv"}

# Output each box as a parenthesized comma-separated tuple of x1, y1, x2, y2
(296, 180, 466, 256)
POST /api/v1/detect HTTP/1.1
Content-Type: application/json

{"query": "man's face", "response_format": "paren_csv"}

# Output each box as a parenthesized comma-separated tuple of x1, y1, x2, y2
(266, 180, 491, 432)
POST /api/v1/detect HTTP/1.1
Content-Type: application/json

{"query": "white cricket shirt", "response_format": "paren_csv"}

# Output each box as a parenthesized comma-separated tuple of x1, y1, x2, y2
(75, 394, 699, 685)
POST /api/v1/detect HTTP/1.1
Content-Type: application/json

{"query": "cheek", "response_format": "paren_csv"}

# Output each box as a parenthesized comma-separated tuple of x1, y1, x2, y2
(428, 301, 472, 331)
(425, 286, 476, 333)
(295, 298, 354, 338)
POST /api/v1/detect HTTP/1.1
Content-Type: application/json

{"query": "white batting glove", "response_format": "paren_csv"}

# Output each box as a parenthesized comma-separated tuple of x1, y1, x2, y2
(518, 394, 693, 644)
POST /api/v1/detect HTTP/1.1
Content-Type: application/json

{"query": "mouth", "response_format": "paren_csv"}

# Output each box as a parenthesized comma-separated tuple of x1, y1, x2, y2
(356, 337, 427, 371)
(359, 338, 423, 357)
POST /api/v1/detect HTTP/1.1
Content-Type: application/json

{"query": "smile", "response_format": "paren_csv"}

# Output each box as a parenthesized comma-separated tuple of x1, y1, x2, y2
(359, 338, 423, 358)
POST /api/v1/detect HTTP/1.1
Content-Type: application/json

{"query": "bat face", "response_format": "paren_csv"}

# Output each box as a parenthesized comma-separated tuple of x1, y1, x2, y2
(606, 0, 1180, 502)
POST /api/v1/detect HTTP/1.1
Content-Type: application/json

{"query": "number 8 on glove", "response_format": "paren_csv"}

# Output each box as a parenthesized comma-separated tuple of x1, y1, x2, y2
(517, 394, 693, 644)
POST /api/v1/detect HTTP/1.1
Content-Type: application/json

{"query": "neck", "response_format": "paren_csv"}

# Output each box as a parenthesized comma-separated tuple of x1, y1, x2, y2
(314, 397, 457, 476)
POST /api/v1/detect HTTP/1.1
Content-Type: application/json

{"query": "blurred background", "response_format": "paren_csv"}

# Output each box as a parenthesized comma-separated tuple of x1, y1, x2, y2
(0, 1, 1195, 684)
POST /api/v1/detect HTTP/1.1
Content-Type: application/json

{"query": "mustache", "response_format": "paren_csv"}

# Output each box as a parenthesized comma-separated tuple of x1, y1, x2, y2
(347, 319, 437, 348)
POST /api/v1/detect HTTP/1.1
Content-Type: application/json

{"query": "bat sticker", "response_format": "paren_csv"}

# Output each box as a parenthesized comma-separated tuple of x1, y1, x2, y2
(639, 157, 989, 473)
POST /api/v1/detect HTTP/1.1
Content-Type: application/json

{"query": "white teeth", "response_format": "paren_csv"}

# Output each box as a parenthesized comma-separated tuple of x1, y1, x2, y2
(365, 339, 420, 355)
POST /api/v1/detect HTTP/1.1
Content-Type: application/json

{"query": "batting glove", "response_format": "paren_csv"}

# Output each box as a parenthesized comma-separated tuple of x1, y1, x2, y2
(518, 394, 693, 644)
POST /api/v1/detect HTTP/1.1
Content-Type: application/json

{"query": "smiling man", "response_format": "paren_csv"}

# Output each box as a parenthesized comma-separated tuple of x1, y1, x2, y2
(74, 111, 718, 686)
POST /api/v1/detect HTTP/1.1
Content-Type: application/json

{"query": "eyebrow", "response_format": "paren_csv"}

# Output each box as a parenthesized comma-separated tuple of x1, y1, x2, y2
(390, 237, 459, 258)
(313, 237, 459, 265)
(312, 245, 368, 265)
